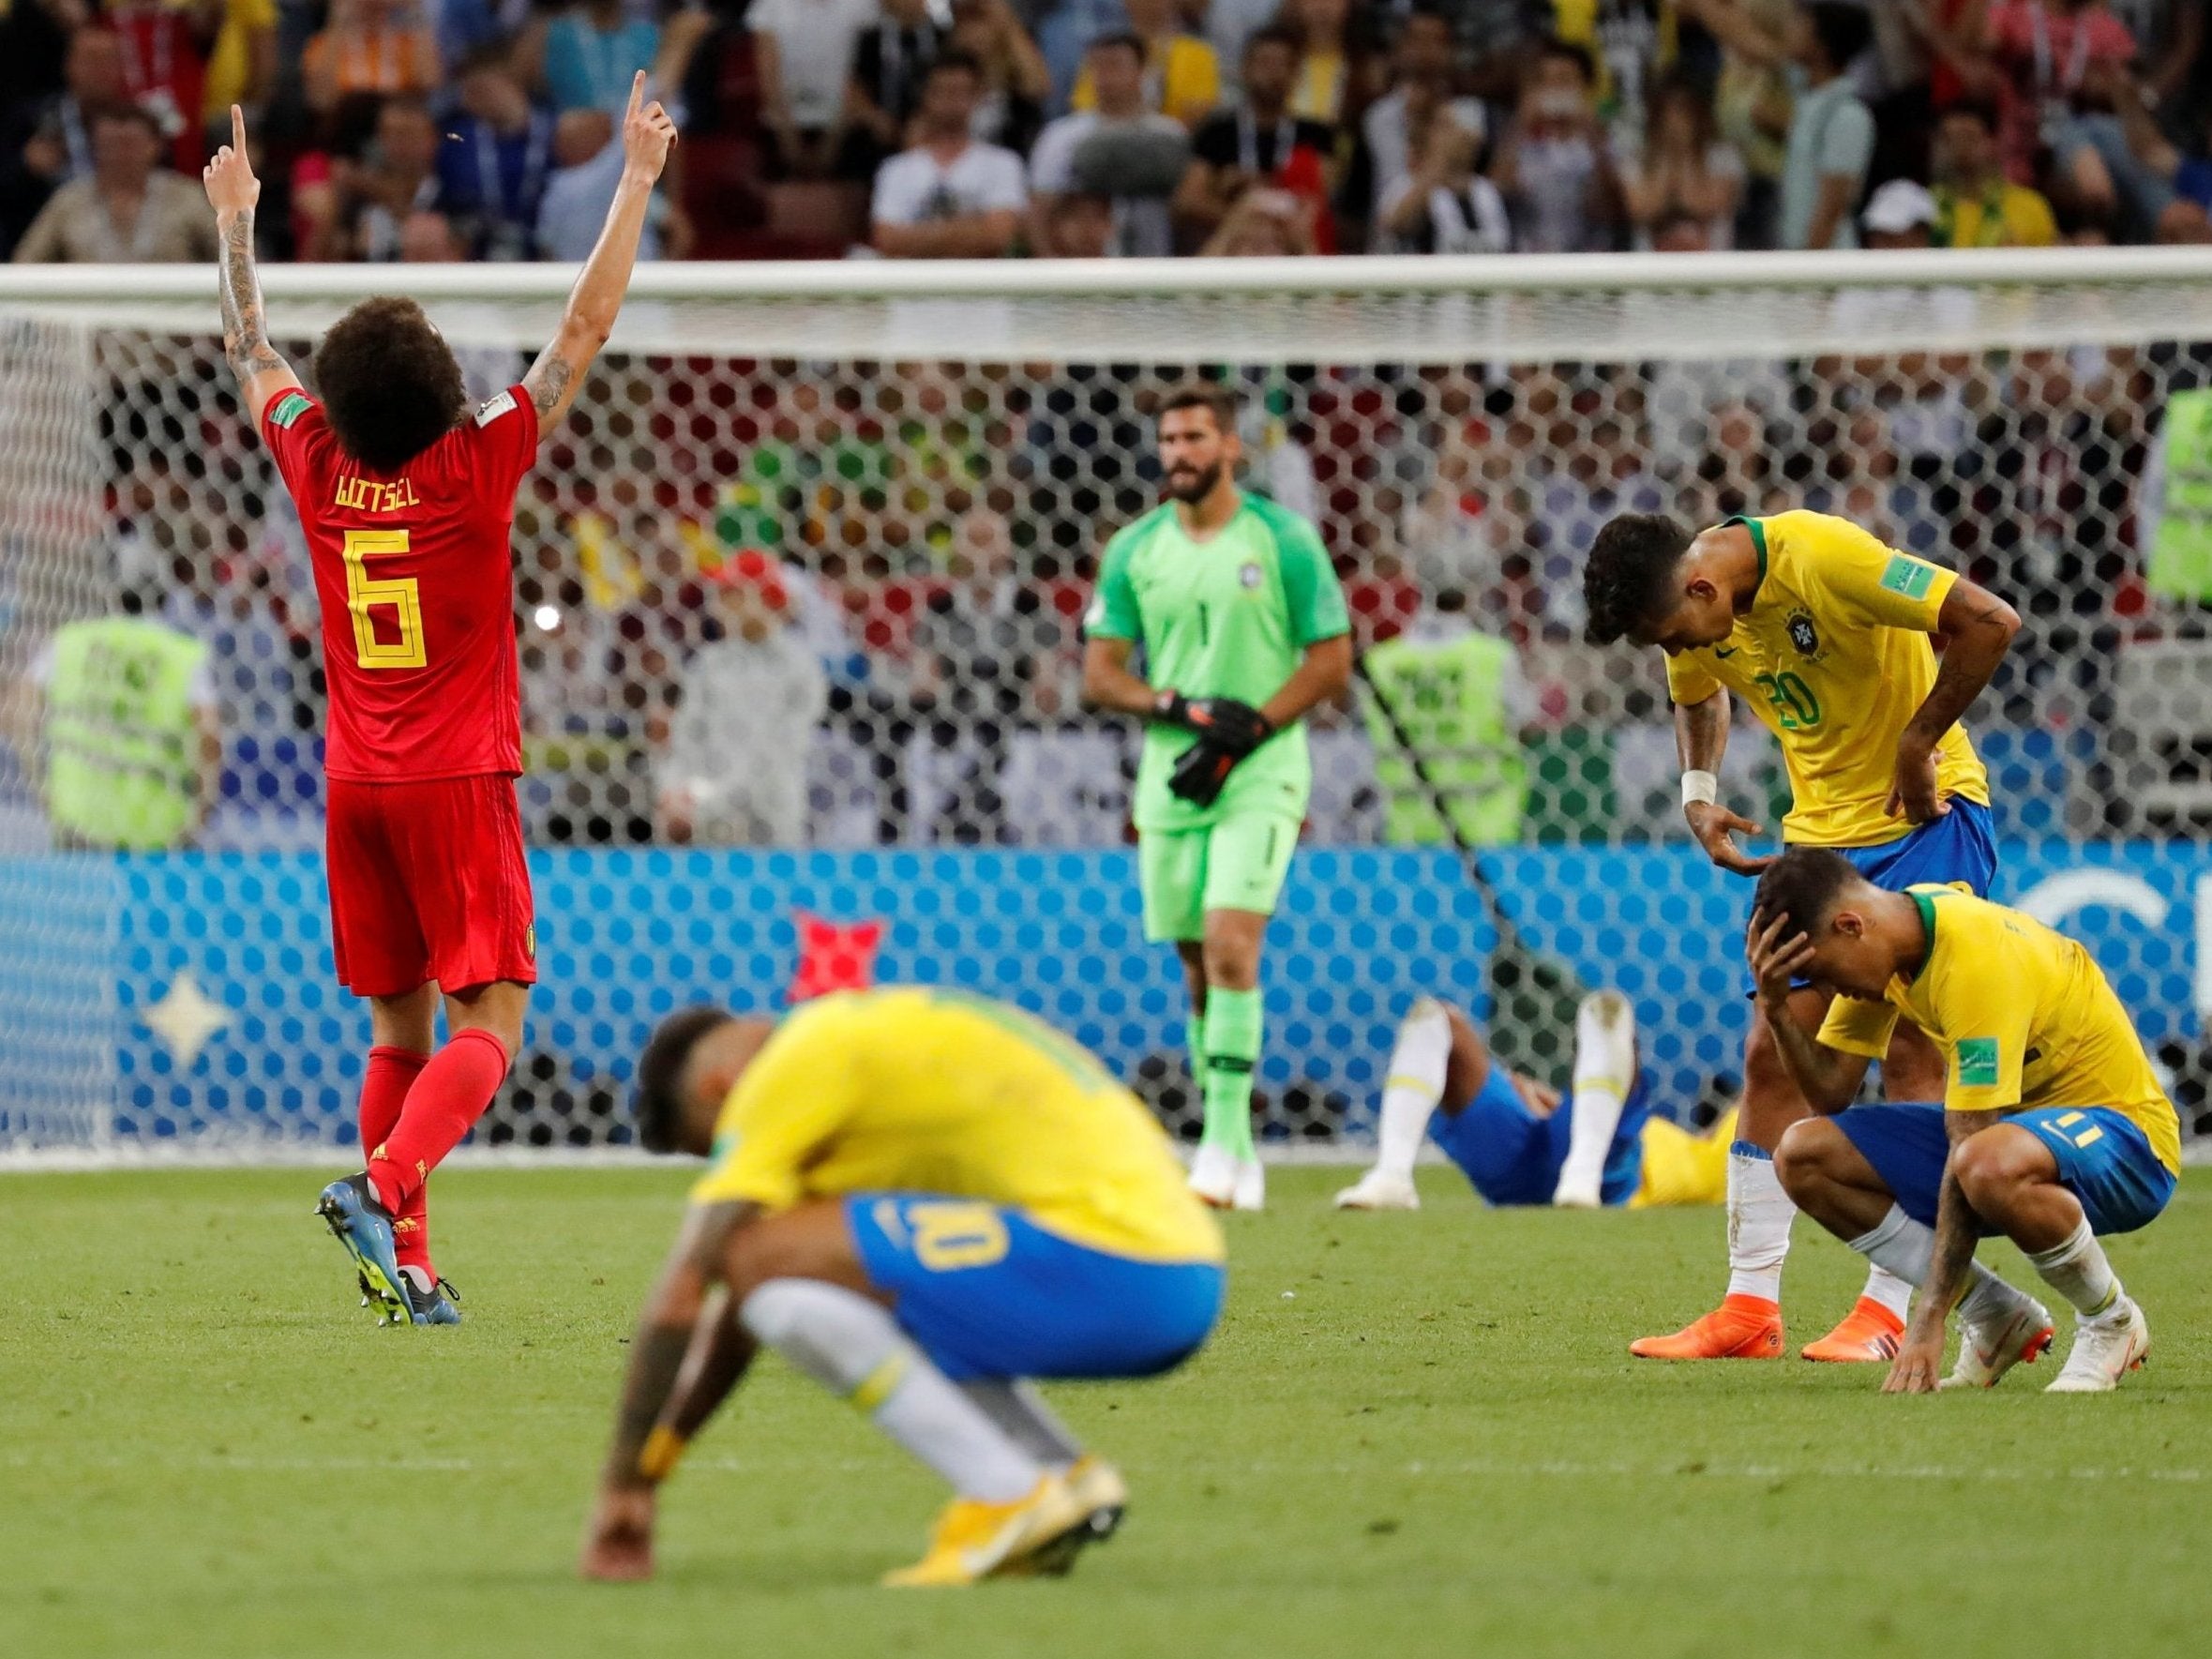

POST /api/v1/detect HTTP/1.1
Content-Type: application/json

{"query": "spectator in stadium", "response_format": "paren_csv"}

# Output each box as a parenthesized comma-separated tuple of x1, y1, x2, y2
(1858, 174, 1939, 248)
(301, 0, 441, 117)
(201, 0, 278, 147)
(1622, 75, 1746, 250)
(11, 102, 218, 264)
(0, 23, 129, 252)
(537, 104, 690, 259)
(1373, 107, 1512, 253)
(1777, 2, 1875, 249)
(396, 204, 467, 261)
(1029, 32, 1190, 257)
(1491, 37, 1626, 252)
(1359, 7, 1486, 224)
(750, 0, 875, 176)
(346, 97, 445, 263)
(1930, 97, 2060, 245)
(845, 0, 950, 176)
(1198, 180, 1319, 253)
(869, 51, 1027, 259)
(107, 0, 218, 168)
(948, 0, 1050, 156)
(1175, 26, 1339, 251)
(1069, 0, 1220, 128)
(537, 0, 661, 115)
(1277, 0, 1385, 125)
(657, 551, 826, 848)
(1035, 188, 1114, 256)
(1980, 1, 2138, 189)
(1681, 0, 1797, 248)
(438, 44, 557, 261)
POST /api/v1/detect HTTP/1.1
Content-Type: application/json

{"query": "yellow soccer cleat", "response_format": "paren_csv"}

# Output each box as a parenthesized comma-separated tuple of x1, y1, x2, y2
(1063, 1454, 1129, 1545)
(881, 1473, 1093, 1588)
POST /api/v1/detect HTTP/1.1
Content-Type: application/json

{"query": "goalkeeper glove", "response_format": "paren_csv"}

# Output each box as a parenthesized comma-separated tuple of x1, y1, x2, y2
(1152, 690, 1274, 758)
(1167, 735, 1239, 807)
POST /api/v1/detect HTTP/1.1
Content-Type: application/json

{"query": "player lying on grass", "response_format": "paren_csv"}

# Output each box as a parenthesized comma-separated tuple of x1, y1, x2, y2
(204, 83, 674, 1326)
(1333, 991, 1732, 1214)
(1748, 849, 2181, 1394)
(1586, 507, 2020, 1364)
(580, 988, 1226, 1587)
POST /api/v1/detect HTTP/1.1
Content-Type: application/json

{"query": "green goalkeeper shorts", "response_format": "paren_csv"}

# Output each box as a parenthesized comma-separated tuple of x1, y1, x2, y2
(1137, 810, 1302, 942)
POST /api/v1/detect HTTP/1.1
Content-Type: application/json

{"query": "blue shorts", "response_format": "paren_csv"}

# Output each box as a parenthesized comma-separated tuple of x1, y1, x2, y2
(1428, 1066, 1651, 1208)
(1763, 800, 1997, 992)
(846, 1194, 1226, 1383)
(1837, 1103, 2176, 1237)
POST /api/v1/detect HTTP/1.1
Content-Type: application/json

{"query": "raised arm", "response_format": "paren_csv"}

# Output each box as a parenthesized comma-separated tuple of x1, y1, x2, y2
(524, 72, 678, 433)
(1889, 575, 2020, 822)
(203, 105, 300, 426)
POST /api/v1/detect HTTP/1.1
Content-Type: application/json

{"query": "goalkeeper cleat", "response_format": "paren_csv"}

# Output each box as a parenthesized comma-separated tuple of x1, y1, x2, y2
(316, 1173, 411, 1327)
(1188, 1143, 1237, 1208)
(1941, 1298, 2054, 1390)
(2045, 1299, 2149, 1395)
(1800, 1296, 1906, 1364)
(1333, 1169, 1420, 1211)
(1629, 1294, 1785, 1360)
(403, 1269, 464, 1327)
(880, 1474, 1093, 1588)
(1230, 1154, 1265, 1213)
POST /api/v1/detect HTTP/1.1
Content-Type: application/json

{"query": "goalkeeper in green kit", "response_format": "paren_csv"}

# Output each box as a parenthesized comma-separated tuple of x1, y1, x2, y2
(1081, 385, 1353, 1211)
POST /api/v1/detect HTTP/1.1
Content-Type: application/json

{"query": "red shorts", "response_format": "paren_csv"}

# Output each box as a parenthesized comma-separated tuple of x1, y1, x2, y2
(325, 775, 537, 998)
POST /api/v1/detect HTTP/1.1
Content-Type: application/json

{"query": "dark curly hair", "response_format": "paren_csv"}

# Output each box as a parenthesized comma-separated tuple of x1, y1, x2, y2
(631, 1004, 735, 1154)
(311, 296, 468, 474)
(1751, 847, 1864, 945)
(1582, 512, 1693, 645)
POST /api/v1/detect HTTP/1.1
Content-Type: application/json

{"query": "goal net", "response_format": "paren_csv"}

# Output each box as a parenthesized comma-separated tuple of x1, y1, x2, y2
(6, 249, 2212, 1161)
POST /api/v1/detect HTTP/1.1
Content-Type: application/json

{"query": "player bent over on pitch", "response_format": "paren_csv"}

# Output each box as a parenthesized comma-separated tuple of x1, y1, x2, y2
(1334, 991, 1732, 1214)
(1749, 850, 2180, 1393)
(204, 83, 676, 1324)
(1585, 508, 2020, 1364)
(581, 988, 1226, 1587)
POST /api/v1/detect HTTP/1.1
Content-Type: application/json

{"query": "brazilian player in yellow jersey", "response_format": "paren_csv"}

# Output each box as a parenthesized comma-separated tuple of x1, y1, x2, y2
(579, 988, 1226, 1588)
(1749, 850, 2179, 1395)
(1585, 508, 2022, 1365)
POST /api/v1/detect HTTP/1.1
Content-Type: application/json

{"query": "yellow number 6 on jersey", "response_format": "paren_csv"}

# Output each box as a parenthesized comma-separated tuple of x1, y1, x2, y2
(342, 529, 426, 669)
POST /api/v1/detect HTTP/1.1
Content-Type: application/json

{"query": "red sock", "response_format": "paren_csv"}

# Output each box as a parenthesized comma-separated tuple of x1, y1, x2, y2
(359, 1047, 431, 1270)
(368, 1028, 510, 1215)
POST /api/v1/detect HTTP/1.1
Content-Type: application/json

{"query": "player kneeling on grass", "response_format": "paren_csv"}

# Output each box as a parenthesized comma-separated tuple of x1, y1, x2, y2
(1748, 849, 2182, 1394)
(581, 988, 1226, 1587)
(1334, 991, 1732, 1213)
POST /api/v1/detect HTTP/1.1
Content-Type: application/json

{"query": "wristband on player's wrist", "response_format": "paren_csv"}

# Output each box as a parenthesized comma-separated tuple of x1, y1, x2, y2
(1681, 770, 1720, 809)
(1152, 688, 1191, 725)
(637, 1425, 688, 1484)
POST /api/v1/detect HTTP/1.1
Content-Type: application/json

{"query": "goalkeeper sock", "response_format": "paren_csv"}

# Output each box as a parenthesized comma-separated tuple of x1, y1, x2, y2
(1186, 1013, 1208, 1103)
(368, 1028, 510, 1214)
(742, 1278, 1040, 1501)
(1200, 987, 1262, 1162)
(359, 1046, 430, 1272)
(1373, 999, 1450, 1182)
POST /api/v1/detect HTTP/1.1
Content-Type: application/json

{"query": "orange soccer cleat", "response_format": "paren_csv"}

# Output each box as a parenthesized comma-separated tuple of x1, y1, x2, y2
(1799, 1296, 1906, 1364)
(1629, 1293, 1785, 1360)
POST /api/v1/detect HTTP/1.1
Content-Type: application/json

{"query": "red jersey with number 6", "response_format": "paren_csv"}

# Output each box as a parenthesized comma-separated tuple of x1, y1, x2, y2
(261, 385, 539, 782)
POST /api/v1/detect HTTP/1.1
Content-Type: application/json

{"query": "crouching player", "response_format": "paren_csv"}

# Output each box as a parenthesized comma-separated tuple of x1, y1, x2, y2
(580, 988, 1226, 1587)
(1750, 850, 2181, 1393)
(1333, 991, 1732, 1213)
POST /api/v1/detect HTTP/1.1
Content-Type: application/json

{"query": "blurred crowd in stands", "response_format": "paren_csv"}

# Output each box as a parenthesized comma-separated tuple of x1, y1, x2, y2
(8, 1, 2212, 265)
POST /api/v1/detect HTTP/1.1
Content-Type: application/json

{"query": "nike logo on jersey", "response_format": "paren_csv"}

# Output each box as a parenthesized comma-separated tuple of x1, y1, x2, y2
(1714, 647, 1738, 657)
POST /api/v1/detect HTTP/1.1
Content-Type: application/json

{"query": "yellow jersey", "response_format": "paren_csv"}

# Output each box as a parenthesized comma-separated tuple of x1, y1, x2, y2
(1818, 887, 2181, 1175)
(1664, 511, 1990, 847)
(690, 988, 1225, 1264)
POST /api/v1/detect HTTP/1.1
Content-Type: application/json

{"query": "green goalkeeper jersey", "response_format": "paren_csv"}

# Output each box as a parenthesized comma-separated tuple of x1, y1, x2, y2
(1087, 492, 1350, 832)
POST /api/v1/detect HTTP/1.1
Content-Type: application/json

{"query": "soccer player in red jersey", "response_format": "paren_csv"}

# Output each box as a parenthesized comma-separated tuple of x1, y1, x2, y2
(201, 83, 677, 1325)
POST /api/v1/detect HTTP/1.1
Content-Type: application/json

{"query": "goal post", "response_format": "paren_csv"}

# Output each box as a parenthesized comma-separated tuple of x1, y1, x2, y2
(4, 249, 2211, 1162)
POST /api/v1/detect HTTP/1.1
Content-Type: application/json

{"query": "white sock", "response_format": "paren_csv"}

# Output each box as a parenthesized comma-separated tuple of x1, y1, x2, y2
(1845, 1204, 2035, 1327)
(1373, 999, 1451, 1182)
(2025, 1218, 2127, 1326)
(959, 1380, 1084, 1468)
(1859, 1266, 1913, 1321)
(741, 1278, 1041, 1501)
(1555, 992, 1633, 1202)
(1725, 1145, 1793, 1304)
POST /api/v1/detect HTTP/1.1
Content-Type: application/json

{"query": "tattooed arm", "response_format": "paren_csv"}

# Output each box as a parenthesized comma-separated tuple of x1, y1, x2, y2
(524, 71, 679, 432)
(202, 105, 300, 424)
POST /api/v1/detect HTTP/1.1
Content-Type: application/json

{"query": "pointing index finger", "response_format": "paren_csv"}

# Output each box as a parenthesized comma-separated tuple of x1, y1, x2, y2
(232, 103, 247, 157)
(628, 69, 647, 121)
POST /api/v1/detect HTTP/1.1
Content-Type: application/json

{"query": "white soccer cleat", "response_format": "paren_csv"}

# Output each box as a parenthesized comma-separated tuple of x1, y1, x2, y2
(1230, 1154, 1265, 1212)
(1334, 1169, 1420, 1211)
(2045, 1299, 2151, 1394)
(1188, 1143, 1237, 1208)
(1551, 1177, 1603, 1210)
(1939, 1297, 2054, 1390)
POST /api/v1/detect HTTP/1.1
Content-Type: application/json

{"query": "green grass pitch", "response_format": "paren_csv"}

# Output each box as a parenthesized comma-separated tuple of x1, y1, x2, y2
(4, 1166, 2207, 1658)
